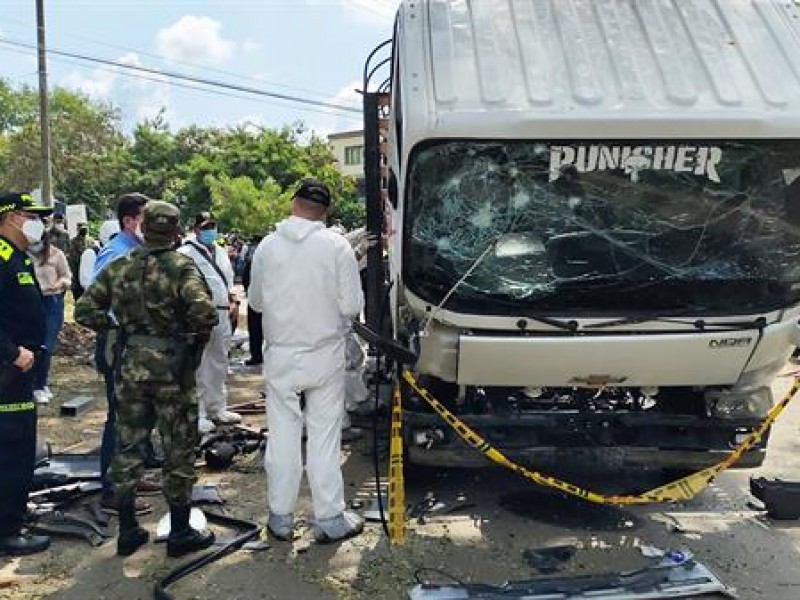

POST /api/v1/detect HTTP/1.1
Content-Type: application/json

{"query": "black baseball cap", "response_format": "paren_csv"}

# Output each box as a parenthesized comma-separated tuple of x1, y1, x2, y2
(0, 192, 54, 216)
(294, 178, 331, 207)
(193, 211, 216, 229)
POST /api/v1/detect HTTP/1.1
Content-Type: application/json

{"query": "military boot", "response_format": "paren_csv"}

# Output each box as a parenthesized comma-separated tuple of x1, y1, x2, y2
(166, 505, 215, 558)
(116, 494, 149, 557)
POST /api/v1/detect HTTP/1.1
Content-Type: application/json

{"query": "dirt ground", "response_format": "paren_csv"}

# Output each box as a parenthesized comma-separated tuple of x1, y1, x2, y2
(3, 315, 800, 600)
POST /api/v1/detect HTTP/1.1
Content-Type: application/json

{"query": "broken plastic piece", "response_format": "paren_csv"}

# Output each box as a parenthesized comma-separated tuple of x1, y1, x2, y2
(522, 544, 577, 573)
(30, 511, 111, 547)
(409, 554, 735, 599)
(750, 477, 800, 520)
(191, 484, 225, 505)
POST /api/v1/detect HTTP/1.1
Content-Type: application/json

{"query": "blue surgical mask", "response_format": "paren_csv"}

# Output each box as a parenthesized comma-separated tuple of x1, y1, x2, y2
(198, 229, 218, 246)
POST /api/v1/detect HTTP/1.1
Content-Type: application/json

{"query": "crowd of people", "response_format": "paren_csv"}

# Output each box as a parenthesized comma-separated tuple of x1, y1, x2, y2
(0, 179, 372, 557)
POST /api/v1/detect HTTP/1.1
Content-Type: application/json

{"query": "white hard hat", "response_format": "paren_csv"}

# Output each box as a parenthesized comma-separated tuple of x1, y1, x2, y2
(98, 219, 120, 245)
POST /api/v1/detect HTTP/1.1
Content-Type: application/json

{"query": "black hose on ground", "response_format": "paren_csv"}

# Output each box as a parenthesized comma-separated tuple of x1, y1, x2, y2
(153, 511, 261, 600)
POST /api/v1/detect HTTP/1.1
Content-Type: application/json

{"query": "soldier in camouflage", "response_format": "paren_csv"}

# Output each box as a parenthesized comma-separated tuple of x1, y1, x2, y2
(75, 200, 219, 558)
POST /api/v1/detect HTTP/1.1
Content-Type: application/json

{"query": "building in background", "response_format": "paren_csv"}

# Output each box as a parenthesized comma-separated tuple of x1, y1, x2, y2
(328, 129, 365, 201)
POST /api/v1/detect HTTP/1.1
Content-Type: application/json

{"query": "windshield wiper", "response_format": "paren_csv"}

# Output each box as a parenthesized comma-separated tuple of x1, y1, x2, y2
(477, 295, 579, 331)
(585, 316, 768, 330)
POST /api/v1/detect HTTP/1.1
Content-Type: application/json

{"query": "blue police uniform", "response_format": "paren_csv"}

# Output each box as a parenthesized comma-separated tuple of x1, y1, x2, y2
(0, 192, 52, 555)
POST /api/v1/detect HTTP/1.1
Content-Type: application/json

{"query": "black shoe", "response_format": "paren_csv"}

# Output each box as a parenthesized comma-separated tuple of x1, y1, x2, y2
(166, 505, 215, 558)
(244, 358, 263, 367)
(117, 526, 149, 557)
(0, 532, 51, 556)
(167, 527, 215, 558)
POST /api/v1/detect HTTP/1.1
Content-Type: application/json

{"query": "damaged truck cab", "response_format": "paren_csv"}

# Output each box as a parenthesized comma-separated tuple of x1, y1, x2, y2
(381, 0, 800, 471)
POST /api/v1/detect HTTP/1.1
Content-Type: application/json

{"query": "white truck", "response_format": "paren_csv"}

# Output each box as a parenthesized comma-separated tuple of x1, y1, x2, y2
(373, 0, 800, 472)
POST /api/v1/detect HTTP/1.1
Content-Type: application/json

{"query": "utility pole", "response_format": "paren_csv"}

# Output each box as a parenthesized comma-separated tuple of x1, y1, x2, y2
(36, 0, 53, 207)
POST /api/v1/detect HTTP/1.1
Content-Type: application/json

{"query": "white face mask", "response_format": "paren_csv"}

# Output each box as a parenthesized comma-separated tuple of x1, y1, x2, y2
(28, 241, 44, 254)
(134, 223, 144, 241)
(21, 218, 45, 244)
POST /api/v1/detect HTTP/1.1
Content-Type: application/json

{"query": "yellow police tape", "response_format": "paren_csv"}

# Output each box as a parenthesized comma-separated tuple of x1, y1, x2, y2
(398, 370, 800, 507)
(388, 382, 407, 544)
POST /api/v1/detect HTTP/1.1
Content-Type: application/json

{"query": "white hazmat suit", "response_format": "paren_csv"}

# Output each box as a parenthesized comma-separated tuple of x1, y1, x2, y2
(178, 236, 240, 432)
(249, 215, 364, 540)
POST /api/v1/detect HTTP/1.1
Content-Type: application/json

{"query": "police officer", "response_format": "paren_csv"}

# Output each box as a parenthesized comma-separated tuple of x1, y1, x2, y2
(0, 192, 52, 556)
(75, 201, 219, 558)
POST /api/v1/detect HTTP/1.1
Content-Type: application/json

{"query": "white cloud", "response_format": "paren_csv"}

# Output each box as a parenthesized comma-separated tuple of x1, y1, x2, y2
(60, 58, 126, 99)
(309, 80, 363, 138)
(60, 52, 174, 129)
(242, 40, 261, 54)
(157, 16, 236, 65)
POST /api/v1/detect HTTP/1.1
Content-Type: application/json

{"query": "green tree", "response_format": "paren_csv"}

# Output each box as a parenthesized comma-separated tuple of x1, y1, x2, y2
(207, 174, 292, 235)
(0, 78, 366, 233)
(0, 80, 127, 217)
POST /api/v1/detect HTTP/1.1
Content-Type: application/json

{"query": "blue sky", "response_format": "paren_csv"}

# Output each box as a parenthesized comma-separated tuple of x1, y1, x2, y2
(0, 0, 399, 135)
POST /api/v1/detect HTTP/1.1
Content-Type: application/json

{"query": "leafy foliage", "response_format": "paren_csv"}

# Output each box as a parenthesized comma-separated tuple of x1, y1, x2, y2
(0, 79, 365, 234)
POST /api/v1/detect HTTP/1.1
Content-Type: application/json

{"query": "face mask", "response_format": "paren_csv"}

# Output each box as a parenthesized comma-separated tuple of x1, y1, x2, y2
(21, 218, 45, 244)
(198, 229, 218, 247)
(28, 241, 44, 254)
(134, 223, 144, 241)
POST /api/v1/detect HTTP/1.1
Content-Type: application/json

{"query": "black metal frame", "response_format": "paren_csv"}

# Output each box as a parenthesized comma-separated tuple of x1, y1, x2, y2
(404, 410, 768, 469)
(362, 40, 392, 330)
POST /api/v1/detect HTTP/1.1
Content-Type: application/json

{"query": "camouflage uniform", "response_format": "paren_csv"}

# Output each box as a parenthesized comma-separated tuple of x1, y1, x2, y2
(75, 202, 218, 507)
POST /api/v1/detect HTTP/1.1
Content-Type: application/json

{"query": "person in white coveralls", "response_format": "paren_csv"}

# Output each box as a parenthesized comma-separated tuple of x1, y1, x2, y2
(249, 179, 365, 543)
(178, 212, 241, 434)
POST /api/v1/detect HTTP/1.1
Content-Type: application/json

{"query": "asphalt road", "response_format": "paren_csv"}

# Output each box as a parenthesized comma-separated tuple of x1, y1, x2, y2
(393, 368, 800, 599)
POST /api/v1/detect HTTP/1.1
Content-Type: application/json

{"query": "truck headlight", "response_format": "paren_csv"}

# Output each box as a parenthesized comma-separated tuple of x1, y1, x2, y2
(705, 387, 772, 419)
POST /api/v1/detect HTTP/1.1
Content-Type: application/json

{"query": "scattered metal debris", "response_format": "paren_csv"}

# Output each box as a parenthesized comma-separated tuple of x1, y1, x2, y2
(750, 477, 800, 520)
(33, 452, 102, 481)
(522, 544, 578, 573)
(409, 552, 735, 599)
(59, 395, 95, 417)
(30, 510, 111, 547)
(191, 484, 225, 505)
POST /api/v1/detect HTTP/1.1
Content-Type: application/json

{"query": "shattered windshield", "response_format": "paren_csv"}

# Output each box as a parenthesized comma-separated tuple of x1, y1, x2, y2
(405, 140, 800, 315)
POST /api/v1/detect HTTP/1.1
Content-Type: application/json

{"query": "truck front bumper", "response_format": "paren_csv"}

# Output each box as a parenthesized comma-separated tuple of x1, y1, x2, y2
(404, 410, 768, 470)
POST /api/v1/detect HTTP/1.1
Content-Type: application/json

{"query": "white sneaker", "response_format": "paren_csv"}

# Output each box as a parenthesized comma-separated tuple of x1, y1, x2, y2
(211, 410, 242, 425)
(33, 390, 49, 405)
(198, 416, 216, 434)
(43, 386, 54, 400)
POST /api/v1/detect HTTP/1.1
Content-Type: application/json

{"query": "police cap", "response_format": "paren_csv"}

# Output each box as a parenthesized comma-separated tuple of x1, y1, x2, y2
(0, 192, 54, 217)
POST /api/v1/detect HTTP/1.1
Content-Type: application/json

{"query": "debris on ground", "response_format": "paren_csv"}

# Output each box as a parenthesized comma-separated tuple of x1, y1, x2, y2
(56, 322, 95, 358)
(522, 544, 577, 573)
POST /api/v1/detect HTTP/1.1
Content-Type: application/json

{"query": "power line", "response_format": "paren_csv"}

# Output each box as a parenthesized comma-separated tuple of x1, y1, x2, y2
(5, 44, 362, 122)
(0, 37, 362, 115)
(0, 14, 343, 102)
